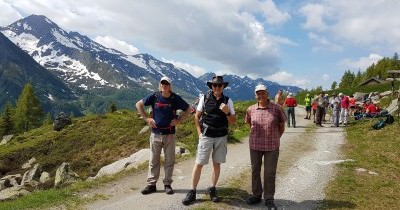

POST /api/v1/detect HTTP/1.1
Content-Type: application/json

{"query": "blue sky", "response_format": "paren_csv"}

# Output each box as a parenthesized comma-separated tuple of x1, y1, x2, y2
(1, 0, 399, 90)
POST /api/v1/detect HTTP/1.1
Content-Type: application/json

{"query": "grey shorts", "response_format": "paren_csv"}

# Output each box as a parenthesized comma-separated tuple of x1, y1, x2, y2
(195, 134, 227, 165)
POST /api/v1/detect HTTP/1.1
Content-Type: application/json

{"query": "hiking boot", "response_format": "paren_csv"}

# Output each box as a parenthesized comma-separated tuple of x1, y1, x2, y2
(164, 185, 174, 194)
(246, 195, 262, 205)
(141, 185, 156, 195)
(265, 199, 277, 210)
(208, 186, 221, 202)
(182, 190, 196, 205)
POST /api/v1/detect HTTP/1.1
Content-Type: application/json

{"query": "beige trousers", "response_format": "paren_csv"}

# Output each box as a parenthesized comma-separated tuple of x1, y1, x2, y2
(146, 133, 176, 186)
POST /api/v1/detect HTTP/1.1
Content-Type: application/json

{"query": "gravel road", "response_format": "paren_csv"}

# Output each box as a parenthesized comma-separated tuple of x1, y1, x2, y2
(83, 107, 346, 210)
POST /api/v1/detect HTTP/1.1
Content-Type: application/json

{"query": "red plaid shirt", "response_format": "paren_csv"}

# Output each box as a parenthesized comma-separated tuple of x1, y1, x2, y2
(245, 102, 286, 151)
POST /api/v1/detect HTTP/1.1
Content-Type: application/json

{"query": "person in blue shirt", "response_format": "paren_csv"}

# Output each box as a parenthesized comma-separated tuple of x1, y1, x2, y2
(136, 76, 190, 195)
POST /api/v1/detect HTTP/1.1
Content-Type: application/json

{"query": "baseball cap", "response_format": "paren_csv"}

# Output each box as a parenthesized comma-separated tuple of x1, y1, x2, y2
(254, 84, 267, 93)
(160, 76, 172, 84)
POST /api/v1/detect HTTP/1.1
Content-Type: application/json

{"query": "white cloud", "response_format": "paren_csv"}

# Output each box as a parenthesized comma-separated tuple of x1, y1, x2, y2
(94, 36, 139, 55)
(0, 1, 22, 25)
(300, 1, 400, 52)
(339, 53, 383, 72)
(161, 57, 206, 78)
(299, 3, 328, 31)
(308, 32, 343, 52)
(265, 71, 309, 89)
(0, 0, 293, 77)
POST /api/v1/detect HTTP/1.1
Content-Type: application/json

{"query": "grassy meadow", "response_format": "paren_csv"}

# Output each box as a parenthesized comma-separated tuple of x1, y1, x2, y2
(0, 100, 253, 209)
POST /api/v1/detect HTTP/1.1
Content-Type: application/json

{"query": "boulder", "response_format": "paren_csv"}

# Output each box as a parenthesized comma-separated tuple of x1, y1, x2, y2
(21, 164, 41, 188)
(40, 172, 50, 184)
(53, 112, 72, 131)
(1, 174, 22, 187)
(93, 149, 150, 179)
(21, 157, 37, 169)
(0, 134, 14, 145)
(54, 162, 80, 188)
(0, 186, 30, 201)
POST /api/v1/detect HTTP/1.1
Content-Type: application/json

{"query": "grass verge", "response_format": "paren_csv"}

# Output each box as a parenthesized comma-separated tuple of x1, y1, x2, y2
(322, 118, 400, 209)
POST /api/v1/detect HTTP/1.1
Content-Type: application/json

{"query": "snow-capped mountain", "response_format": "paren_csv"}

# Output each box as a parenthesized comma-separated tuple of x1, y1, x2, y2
(0, 31, 80, 114)
(0, 14, 302, 113)
(198, 73, 302, 100)
(0, 15, 204, 97)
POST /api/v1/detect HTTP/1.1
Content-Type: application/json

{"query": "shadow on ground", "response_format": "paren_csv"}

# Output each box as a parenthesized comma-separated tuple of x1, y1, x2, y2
(191, 187, 357, 210)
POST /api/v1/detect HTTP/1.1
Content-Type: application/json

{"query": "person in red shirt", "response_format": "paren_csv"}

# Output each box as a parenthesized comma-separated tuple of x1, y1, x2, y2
(311, 98, 317, 123)
(284, 93, 298, 127)
(245, 84, 286, 209)
(365, 100, 378, 118)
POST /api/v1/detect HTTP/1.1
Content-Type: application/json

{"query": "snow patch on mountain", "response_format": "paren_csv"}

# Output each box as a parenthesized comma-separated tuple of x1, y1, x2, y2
(52, 30, 81, 51)
(123, 55, 147, 69)
(3, 30, 39, 53)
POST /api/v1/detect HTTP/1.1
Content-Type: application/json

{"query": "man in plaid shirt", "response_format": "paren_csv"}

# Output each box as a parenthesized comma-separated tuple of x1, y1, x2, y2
(245, 84, 286, 209)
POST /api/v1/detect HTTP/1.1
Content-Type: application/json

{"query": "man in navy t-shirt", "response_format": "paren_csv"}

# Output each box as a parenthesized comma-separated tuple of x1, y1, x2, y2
(136, 76, 190, 195)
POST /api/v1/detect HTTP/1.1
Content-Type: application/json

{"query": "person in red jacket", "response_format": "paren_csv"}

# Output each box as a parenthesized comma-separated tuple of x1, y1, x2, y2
(284, 93, 297, 127)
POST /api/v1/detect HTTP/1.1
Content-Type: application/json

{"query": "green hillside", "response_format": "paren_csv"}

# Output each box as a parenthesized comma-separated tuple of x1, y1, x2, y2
(0, 101, 252, 181)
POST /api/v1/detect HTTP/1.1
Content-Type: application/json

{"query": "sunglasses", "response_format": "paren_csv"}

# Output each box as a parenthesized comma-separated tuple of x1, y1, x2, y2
(161, 81, 170, 85)
(212, 84, 223, 88)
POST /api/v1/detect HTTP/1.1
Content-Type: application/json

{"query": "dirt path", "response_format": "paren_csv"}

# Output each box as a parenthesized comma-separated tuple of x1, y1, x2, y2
(82, 107, 346, 210)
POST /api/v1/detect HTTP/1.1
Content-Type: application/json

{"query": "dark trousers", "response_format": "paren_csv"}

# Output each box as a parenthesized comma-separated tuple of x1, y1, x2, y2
(287, 107, 296, 127)
(316, 107, 325, 125)
(250, 149, 279, 200)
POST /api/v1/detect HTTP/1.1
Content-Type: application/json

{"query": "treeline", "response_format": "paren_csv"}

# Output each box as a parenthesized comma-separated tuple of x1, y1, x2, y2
(0, 83, 49, 136)
(335, 52, 400, 89)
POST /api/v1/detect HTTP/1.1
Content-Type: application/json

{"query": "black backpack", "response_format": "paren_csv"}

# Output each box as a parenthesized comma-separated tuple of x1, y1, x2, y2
(384, 114, 394, 124)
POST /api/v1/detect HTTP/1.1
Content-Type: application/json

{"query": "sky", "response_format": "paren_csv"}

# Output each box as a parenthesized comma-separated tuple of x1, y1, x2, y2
(1, 0, 399, 90)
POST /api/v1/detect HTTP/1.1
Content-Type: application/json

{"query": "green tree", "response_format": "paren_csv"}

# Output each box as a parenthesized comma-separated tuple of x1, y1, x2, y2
(14, 83, 44, 132)
(351, 70, 363, 87)
(0, 103, 15, 136)
(339, 70, 355, 88)
(43, 112, 53, 126)
(331, 81, 337, 90)
(109, 102, 117, 113)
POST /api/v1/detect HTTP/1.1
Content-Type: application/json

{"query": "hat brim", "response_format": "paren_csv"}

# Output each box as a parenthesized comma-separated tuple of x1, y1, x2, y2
(207, 82, 229, 89)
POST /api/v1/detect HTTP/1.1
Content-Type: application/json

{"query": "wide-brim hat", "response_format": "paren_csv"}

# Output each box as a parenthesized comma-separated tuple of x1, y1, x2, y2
(206, 75, 229, 89)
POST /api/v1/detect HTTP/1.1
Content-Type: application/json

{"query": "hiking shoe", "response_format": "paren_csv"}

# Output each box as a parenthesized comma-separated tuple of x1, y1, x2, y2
(208, 186, 221, 202)
(265, 199, 277, 210)
(164, 185, 174, 194)
(182, 190, 196, 205)
(141, 185, 156, 195)
(246, 195, 262, 205)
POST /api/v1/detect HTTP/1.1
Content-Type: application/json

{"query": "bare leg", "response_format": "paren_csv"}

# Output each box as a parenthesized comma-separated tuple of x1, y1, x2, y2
(211, 162, 220, 186)
(191, 164, 203, 189)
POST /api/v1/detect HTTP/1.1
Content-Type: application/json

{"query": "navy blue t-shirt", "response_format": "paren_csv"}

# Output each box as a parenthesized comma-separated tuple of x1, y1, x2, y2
(143, 92, 189, 134)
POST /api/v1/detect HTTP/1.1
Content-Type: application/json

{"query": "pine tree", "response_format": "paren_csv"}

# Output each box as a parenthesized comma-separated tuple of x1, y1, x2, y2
(339, 70, 355, 88)
(331, 81, 337, 90)
(0, 102, 15, 136)
(109, 102, 117, 113)
(14, 83, 44, 132)
(351, 70, 363, 87)
(43, 112, 53, 126)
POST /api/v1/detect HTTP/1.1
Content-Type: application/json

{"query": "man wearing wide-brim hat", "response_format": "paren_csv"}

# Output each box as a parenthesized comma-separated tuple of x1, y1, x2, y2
(183, 75, 236, 205)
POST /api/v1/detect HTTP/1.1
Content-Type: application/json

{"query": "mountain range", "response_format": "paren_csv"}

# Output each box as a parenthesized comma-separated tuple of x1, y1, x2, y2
(0, 14, 302, 114)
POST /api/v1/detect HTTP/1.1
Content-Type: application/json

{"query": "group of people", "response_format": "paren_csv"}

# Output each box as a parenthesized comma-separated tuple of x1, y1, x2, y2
(308, 92, 358, 127)
(135, 75, 286, 209)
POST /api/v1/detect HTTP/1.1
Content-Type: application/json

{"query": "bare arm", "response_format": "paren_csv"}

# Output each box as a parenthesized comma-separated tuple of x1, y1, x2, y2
(170, 107, 191, 126)
(135, 99, 156, 128)
(194, 110, 202, 136)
